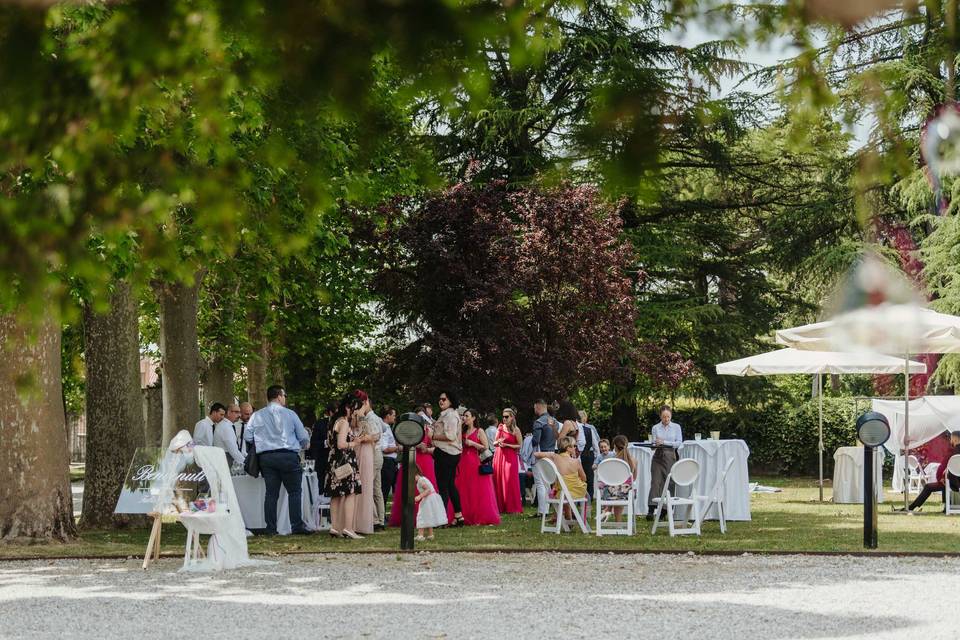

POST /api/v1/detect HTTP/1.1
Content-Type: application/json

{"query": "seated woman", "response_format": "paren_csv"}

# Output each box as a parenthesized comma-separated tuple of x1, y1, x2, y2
(534, 436, 587, 501)
(909, 431, 960, 512)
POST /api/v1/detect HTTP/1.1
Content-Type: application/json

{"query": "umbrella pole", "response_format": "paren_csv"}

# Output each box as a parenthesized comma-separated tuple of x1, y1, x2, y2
(904, 354, 910, 511)
(819, 374, 824, 503)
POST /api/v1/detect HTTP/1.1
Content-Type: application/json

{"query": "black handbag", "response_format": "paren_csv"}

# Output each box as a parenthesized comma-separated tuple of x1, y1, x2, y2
(244, 440, 261, 478)
(478, 457, 494, 475)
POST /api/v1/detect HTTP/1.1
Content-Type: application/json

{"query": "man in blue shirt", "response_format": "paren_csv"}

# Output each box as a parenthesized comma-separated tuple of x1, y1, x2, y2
(530, 398, 557, 516)
(245, 385, 311, 535)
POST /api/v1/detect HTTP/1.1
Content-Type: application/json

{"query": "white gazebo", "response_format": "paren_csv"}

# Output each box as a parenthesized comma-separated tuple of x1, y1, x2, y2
(716, 347, 926, 501)
(776, 303, 960, 508)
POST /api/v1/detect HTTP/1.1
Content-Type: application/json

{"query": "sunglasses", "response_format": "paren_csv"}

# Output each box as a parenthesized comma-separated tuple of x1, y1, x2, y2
(502, 414, 512, 419)
(439, 397, 448, 402)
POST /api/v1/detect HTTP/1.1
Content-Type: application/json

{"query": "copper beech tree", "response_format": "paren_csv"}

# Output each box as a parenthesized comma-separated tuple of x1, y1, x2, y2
(372, 181, 647, 410)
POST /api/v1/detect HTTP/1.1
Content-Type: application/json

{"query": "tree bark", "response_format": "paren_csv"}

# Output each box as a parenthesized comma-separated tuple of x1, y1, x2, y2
(156, 276, 203, 446)
(142, 384, 163, 448)
(0, 314, 75, 541)
(246, 322, 269, 409)
(610, 380, 639, 440)
(202, 355, 235, 409)
(79, 281, 144, 529)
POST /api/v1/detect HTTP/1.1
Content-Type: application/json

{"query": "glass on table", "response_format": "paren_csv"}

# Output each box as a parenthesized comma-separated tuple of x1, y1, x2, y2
(694, 433, 701, 441)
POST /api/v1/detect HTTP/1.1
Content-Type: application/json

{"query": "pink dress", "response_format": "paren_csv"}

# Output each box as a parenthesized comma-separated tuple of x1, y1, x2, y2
(493, 425, 523, 514)
(455, 429, 501, 525)
(388, 432, 453, 526)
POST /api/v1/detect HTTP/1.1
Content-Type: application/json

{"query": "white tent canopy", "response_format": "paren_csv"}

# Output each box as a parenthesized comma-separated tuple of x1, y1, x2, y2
(716, 349, 927, 377)
(775, 304, 960, 355)
(870, 396, 960, 454)
(715, 348, 926, 501)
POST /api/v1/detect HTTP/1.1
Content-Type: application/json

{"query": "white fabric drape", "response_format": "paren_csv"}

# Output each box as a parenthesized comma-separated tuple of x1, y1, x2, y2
(716, 349, 926, 376)
(181, 446, 267, 572)
(832, 447, 884, 504)
(870, 396, 960, 453)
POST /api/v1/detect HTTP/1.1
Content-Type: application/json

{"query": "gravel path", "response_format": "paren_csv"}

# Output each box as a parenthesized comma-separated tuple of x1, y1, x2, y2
(0, 552, 955, 639)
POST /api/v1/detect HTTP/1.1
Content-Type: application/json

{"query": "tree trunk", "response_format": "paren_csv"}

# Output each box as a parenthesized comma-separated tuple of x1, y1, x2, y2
(202, 355, 235, 409)
(0, 314, 75, 541)
(79, 281, 144, 529)
(246, 323, 269, 409)
(156, 276, 203, 446)
(142, 384, 163, 448)
(610, 382, 639, 440)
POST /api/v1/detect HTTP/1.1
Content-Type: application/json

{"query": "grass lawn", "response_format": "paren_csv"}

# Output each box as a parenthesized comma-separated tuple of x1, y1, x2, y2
(4, 476, 960, 560)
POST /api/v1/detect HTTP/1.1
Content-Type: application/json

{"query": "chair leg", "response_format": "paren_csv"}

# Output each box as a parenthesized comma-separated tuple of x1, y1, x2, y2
(667, 501, 676, 536)
(183, 530, 192, 567)
(718, 501, 726, 534)
(651, 502, 662, 534)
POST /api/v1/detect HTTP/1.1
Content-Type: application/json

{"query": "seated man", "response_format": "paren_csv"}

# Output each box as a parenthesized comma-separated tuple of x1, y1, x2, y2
(909, 431, 960, 512)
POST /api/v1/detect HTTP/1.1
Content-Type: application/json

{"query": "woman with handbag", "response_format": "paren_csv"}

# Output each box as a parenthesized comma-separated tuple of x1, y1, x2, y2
(454, 409, 500, 525)
(492, 407, 523, 514)
(326, 390, 366, 539)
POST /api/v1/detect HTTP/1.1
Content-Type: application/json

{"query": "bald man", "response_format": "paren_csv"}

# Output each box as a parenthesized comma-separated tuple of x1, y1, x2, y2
(237, 402, 254, 455)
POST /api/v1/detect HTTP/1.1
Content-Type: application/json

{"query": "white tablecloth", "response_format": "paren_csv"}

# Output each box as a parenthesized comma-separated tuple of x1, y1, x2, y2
(232, 471, 321, 535)
(626, 446, 654, 515)
(833, 447, 884, 503)
(679, 440, 751, 521)
(627, 440, 751, 521)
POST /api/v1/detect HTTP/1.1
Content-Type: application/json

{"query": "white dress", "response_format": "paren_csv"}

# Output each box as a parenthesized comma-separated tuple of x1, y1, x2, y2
(416, 477, 448, 528)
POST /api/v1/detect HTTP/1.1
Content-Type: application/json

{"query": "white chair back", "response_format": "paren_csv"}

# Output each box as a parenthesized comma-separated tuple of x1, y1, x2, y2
(596, 458, 632, 487)
(948, 455, 960, 479)
(907, 455, 921, 472)
(536, 458, 558, 484)
(669, 459, 700, 487)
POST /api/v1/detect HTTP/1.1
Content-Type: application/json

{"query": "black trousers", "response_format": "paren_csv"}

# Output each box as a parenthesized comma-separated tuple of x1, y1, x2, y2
(381, 456, 398, 502)
(433, 448, 462, 514)
(581, 453, 596, 498)
(910, 477, 960, 511)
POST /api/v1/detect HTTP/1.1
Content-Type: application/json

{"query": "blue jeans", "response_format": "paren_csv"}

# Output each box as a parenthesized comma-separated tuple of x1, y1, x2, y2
(259, 450, 303, 534)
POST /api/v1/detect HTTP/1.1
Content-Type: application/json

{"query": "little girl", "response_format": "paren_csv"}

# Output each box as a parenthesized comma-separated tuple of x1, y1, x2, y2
(414, 463, 447, 540)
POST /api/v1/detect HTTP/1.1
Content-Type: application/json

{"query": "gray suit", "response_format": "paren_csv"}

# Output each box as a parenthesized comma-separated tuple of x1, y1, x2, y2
(531, 413, 557, 514)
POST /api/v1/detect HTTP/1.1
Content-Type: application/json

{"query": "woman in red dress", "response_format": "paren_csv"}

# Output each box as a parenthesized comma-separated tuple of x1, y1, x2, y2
(455, 409, 501, 525)
(388, 425, 453, 526)
(492, 407, 523, 514)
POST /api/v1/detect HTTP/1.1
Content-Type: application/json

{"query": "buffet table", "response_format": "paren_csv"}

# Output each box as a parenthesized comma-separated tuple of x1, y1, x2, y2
(628, 439, 751, 521)
(232, 470, 321, 534)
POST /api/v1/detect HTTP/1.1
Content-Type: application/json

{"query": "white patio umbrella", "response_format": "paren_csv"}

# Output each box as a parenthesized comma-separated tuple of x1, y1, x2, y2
(716, 348, 926, 501)
(776, 303, 960, 509)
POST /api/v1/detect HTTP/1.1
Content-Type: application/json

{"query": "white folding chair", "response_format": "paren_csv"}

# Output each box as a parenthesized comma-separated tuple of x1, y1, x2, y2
(594, 458, 635, 536)
(945, 455, 960, 515)
(651, 458, 701, 537)
(696, 457, 735, 534)
(907, 455, 924, 495)
(536, 458, 590, 534)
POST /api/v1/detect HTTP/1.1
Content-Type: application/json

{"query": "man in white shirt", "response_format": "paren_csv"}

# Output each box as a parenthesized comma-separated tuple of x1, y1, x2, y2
(648, 405, 683, 518)
(236, 402, 254, 456)
(213, 404, 245, 467)
(380, 407, 399, 511)
(194, 403, 226, 447)
(363, 401, 386, 530)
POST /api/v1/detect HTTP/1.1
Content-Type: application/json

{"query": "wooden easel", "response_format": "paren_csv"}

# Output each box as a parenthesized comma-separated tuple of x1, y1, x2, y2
(142, 513, 163, 570)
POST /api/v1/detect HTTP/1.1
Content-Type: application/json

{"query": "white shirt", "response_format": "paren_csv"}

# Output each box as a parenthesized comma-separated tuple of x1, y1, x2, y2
(583, 423, 601, 458)
(364, 411, 384, 459)
(213, 419, 245, 466)
(193, 416, 216, 447)
(234, 420, 249, 455)
(380, 423, 398, 459)
(574, 422, 586, 452)
(652, 421, 683, 448)
(432, 408, 462, 455)
(418, 411, 435, 425)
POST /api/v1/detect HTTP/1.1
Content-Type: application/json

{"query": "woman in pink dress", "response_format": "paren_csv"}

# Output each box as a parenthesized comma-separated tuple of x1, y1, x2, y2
(388, 427, 453, 526)
(493, 407, 523, 514)
(455, 409, 501, 525)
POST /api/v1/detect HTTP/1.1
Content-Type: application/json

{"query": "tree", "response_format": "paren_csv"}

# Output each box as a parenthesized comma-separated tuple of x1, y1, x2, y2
(0, 315, 74, 540)
(370, 181, 637, 410)
(79, 280, 143, 529)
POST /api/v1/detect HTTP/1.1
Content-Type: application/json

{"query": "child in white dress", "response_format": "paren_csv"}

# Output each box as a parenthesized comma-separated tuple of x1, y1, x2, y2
(414, 464, 447, 540)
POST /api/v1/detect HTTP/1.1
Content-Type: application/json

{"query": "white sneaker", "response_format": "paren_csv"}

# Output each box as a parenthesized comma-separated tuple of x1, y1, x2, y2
(415, 535, 425, 541)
